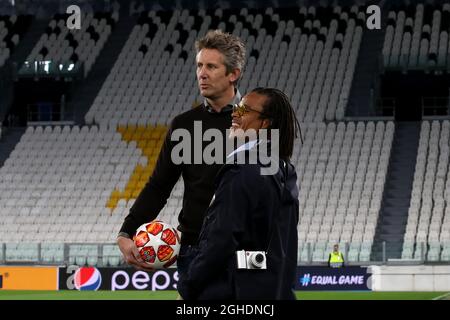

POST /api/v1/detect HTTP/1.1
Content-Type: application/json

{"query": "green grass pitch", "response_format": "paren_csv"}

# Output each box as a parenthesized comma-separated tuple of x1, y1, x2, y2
(0, 290, 448, 300)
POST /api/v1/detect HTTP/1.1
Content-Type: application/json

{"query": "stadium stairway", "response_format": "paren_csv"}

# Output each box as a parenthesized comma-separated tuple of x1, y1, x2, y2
(0, 17, 48, 122)
(66, 14, 136, 125)
(346, 5, 388, 117)
(0, 127, 25, 167)
(371, 121, 421, 261)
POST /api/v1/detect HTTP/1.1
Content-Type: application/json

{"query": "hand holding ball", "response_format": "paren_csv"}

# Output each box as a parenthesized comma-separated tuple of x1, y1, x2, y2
(133, 220, 181, 269)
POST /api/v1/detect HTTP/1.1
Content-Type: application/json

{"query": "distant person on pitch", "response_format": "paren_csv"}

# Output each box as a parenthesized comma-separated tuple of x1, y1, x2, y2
(328, 244, 345, 268)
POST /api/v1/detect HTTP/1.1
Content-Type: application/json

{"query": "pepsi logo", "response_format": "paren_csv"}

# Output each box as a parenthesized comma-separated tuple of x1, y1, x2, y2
(74, 267, 102, 291)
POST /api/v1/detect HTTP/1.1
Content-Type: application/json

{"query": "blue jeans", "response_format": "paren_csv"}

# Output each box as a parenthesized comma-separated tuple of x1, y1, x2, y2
(176, 244, 197, 281)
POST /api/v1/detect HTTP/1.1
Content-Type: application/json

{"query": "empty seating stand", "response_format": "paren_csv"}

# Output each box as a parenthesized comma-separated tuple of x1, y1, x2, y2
(0, 125, 144, 244)
(85, 5, 365, 127)
(403, 120, 450, 261)
(294, 121, 394, 263)
(1, 4, 433, 267)
(25, 9, 118, 77)
(383, 3, 450, 70)
(0, 14, 32, 67)
(0, 121, 183, 265)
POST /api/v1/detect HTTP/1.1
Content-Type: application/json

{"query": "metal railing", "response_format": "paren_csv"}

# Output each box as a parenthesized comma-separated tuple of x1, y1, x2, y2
(298, 241, 450, 266)
(1, 241, 449, 267)
(0, 242, 124, 267)
(422, 96, 450, 117)
(26, 102, 74, 124)
(376, 97, 396, 117)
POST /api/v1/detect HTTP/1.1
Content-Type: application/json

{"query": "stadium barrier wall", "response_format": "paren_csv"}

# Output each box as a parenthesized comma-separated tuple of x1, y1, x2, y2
(369, 266, 450, 291)
(58, 266, 373, 292)
(0, 266, 58, 290)
(3, 265, 449, 292)
(58, 266, 179, 291)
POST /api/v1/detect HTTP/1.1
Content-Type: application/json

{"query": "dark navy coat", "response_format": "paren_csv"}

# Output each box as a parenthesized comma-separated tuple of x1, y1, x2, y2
(178, 151, 299, 300)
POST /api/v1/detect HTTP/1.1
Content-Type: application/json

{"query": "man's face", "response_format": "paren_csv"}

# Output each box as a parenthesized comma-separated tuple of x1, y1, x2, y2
(229, 92, 269, 139)
(196, 48, 238, 100)
(334, 245, 339, 252)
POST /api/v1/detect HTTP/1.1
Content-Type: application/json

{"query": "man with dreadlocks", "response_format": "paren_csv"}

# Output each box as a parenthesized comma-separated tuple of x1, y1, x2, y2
(178, 88, 301, 300)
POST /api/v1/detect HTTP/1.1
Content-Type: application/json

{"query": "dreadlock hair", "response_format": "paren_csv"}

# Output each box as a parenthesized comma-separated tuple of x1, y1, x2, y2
(250, 87, 302, 160)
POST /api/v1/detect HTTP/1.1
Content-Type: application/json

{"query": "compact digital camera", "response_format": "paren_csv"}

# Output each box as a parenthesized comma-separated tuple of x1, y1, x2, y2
(235, 250, 267, 269)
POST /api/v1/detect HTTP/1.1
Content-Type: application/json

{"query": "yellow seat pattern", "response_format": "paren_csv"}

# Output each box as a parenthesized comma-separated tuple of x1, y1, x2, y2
(106, 125, 167, 211)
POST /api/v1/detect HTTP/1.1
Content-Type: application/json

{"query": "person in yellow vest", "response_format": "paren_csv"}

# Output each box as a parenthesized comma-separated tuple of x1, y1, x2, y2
(328, 244, 345, 268)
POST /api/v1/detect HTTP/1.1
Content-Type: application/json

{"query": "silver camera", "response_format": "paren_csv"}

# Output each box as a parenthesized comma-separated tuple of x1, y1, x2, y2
(236, 250, 267, 269)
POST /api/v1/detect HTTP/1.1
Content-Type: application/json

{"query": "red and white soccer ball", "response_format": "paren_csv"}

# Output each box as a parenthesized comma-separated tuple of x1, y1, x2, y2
(133, 220, 181, 269)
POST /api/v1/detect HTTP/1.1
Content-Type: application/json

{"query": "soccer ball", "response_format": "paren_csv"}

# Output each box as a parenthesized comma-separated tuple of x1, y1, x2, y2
(133, 220, 181, 269)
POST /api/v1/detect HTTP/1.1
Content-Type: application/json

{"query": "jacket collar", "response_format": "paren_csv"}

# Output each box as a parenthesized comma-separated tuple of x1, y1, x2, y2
(203, 89, 241, 113)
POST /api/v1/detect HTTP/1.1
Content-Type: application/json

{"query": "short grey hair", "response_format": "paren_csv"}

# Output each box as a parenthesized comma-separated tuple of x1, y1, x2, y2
(195, 29, 246, 84)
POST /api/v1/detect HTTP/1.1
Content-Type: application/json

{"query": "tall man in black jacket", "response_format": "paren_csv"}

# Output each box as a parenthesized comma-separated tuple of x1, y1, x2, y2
(116, 30, 246, 280)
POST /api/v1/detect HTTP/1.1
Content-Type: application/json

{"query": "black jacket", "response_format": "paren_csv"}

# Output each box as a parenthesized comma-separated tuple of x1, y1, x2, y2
(178, 150, 299, 300)
(119, 104, 234, 245)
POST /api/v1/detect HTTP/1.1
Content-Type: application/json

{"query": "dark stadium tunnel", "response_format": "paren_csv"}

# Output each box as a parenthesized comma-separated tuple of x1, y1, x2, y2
(11, 79, 74, 125)
(380, 71, 450, 120)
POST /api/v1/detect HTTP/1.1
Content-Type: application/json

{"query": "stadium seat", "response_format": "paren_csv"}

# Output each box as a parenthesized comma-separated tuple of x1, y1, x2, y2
(384, 3, 450, 71)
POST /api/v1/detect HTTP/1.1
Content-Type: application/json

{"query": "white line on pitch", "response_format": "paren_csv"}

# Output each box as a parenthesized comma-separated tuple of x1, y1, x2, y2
(432, 292, 450, 300)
